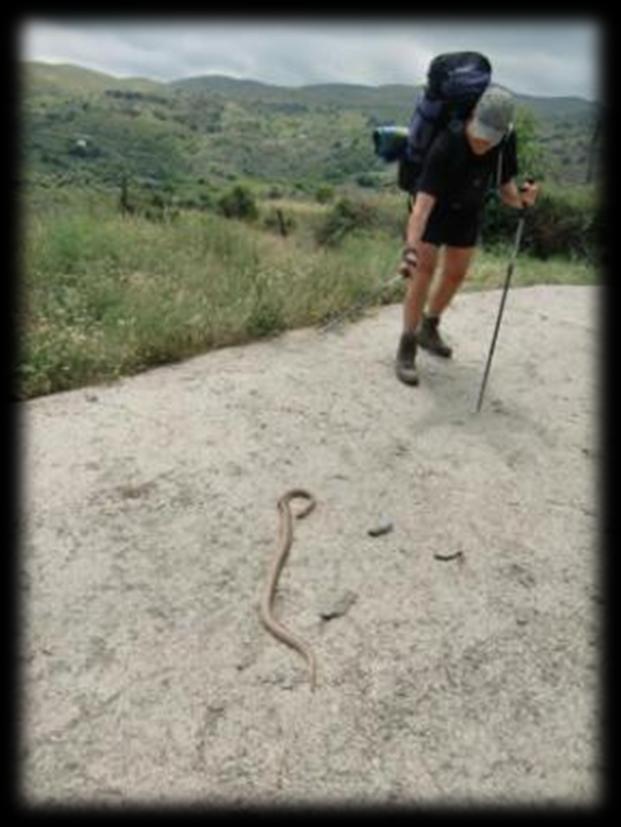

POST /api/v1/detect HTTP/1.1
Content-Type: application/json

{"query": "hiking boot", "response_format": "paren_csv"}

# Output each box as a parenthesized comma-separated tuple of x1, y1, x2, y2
(417, 314, 453, 358)
(395, 331, 419, 385)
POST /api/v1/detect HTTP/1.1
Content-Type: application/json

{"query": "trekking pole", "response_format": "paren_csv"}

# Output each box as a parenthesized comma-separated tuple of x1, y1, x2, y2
(475, 181, 533, 413)
(319, 272, 403, 333)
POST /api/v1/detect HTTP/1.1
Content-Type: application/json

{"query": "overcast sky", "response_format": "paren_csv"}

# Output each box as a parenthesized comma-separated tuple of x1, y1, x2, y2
(20, 18, 601, 101)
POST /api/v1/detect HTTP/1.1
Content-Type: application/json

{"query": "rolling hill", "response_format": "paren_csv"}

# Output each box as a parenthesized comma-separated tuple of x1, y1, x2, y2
(21, 61, 600, 197)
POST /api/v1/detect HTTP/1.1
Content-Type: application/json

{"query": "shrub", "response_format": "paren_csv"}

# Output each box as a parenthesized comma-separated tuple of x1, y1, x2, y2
(315, 186, 334, 204)
(525, 189, 600, 262)
(315, 197, 375, 246)
(481, 185, 601, 262)
(355, 173, 378, 188)
(217, 185, 259, 221)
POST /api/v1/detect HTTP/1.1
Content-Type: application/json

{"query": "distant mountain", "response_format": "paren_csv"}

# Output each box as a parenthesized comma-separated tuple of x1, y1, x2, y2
(25, 61, 171, 98)
(173, 73, 596, 125)
(25, 61, 597, 121)
(21, 61, 600, 191)
(170, 74, 291, 100)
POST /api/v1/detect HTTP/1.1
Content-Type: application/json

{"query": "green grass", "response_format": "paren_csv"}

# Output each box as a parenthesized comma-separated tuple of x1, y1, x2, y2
(17, 188, 599, 399)
(464, 243, 597, 291)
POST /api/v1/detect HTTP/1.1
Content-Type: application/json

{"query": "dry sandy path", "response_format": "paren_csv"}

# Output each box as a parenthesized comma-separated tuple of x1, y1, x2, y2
(21, 284, 601, 806)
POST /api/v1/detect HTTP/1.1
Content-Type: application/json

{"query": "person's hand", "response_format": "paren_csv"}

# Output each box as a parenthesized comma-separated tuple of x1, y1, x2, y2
(398, 245, 418, 278)
(519, 177, 539, 208)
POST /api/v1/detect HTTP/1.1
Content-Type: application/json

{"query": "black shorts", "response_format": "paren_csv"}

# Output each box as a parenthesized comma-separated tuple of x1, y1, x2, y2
(421, 202, 482, 248)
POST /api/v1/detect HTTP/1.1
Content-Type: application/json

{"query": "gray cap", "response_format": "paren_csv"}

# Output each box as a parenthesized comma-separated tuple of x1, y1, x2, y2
(470, 85, 515, 145)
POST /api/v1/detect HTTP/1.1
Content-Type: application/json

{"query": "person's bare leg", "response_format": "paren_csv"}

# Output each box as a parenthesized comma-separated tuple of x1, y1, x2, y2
(402, 241, 440, 332)
(396, 241, 439, 385)
(426, 245, 475, 318)
(417, 245, 475, 358)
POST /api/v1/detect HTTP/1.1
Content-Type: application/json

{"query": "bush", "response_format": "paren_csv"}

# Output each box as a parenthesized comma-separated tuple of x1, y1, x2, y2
(217, 185, 259, 221)
(355, 173, 379, 188)
(266, 185, 284, 199)
(315, 197, 376, 246)
(481, 185, 601, 263)
(315, 186, 334, 204)
(525, 189, 601, 262)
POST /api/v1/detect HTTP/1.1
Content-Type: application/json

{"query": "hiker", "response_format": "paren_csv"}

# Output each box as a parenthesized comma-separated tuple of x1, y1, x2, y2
(395, 85, 539, 386)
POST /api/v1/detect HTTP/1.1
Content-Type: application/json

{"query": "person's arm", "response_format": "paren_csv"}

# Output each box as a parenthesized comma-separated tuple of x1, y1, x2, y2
(406, 192, 437, 247)
(398, 128, 452, 277)
(399, 191, 437, 277)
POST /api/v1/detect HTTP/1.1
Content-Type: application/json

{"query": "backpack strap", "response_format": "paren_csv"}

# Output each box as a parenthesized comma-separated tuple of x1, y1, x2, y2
(495, 142, 503, 191)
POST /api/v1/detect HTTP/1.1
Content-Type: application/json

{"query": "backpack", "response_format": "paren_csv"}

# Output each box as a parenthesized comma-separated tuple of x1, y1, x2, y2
(372, 52, 492, 193)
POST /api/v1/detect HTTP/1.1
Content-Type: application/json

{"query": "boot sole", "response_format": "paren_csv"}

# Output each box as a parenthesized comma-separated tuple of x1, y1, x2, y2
(396, 366, 420, 386)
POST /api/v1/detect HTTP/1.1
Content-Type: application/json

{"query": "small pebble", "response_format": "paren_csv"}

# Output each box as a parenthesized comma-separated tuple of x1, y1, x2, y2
(433, 550, 464, 562)
(368, 521, 394, 537)
(319, 591, 358, 621)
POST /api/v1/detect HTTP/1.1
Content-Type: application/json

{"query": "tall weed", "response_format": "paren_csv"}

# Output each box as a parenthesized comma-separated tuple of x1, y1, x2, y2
(18, 189, 599, 399)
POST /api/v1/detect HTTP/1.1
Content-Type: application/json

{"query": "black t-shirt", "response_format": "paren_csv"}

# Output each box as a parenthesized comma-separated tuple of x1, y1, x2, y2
(417, 121, 518, 214)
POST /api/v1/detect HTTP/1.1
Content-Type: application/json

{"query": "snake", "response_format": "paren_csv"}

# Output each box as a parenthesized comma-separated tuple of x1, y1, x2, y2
(260, 489, 317, 691)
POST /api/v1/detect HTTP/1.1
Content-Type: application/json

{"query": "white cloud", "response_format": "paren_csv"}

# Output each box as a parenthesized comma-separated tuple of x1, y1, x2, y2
(19, 18, 600, 99)
(495, 51, 597, 99)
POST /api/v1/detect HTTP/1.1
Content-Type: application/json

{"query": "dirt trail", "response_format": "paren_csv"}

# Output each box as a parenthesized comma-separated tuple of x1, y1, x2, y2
(21, 285, 600, 806)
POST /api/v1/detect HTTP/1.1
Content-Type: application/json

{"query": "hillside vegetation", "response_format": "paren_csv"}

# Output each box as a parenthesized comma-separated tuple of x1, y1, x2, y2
(22, 61, 600, 195)
(18, 62, 602, 400)
(19, 182, 598, 399)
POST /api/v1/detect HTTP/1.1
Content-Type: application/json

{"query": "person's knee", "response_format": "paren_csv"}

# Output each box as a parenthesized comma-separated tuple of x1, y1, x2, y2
(443, 247, 475, 285)
(407, 267, 434, 293)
